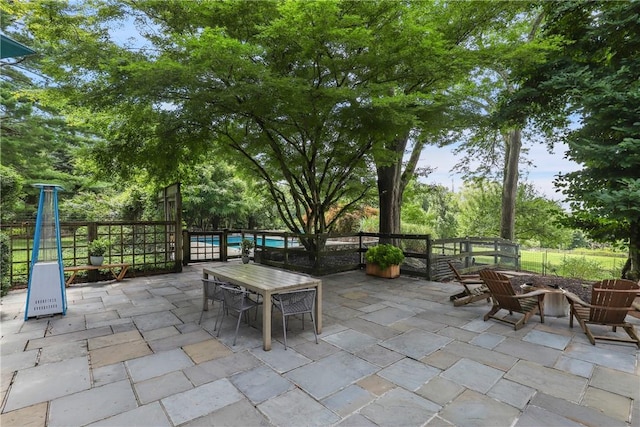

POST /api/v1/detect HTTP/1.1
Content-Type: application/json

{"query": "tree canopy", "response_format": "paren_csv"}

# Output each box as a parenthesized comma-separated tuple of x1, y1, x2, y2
(504, 0, 640, 278)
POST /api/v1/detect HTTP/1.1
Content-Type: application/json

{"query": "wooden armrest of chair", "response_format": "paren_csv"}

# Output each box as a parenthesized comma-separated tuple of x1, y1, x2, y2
(513, 289, 551, 299)
(563, 290, 590, 307)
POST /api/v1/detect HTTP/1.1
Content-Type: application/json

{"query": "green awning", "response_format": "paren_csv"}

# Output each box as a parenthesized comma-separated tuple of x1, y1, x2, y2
(1, 34, 36, 59)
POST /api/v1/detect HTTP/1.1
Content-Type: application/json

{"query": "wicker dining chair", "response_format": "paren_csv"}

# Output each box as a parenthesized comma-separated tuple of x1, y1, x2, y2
(198, 277, 236, 329)
(217, 285, 259, 346)
(271, 288, 318, 350)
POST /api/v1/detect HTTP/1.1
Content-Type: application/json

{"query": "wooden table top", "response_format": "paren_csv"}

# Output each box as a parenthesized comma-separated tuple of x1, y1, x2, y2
(204, 263, 321, 293)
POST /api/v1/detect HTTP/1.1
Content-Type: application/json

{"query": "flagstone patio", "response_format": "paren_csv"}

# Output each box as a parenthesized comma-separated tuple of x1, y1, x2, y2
(1, 262, 638, 426)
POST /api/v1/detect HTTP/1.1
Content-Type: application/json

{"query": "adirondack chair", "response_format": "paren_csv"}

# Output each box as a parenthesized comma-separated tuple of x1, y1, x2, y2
(564, 279, 640, 348)
(447, 261, 491, 306)
(479, 270, 547, 330)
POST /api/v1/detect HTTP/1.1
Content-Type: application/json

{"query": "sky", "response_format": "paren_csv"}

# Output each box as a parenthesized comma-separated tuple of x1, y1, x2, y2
(417, 140, 581, 204)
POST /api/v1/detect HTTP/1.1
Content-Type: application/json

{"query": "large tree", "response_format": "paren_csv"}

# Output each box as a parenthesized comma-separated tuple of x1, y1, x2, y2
(457, 179, 570, 246)
(505, 1, 640, 279)
(9, 1, 534, 243)
(452, 5, 565, 241)
(369, 1, 532, 241)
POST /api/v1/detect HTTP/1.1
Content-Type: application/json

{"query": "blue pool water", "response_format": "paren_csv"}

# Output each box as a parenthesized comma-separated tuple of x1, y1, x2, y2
(191, 235, 295, 248)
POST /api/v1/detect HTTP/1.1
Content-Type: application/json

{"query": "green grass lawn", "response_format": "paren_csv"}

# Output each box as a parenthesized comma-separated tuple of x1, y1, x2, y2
(472, 249, 626, 281)
(519, 249, 626, 280)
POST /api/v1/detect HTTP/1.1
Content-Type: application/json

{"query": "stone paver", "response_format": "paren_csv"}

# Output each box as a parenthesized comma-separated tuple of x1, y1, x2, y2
(87, 402, 172, 427)
(494, 337, 562, 367)
(589, 365, 640, 399)
(416, 376, 464, 406)
(442, 358, 504, 394)
(248, 346, 311, 373)
(563, 342, 637, 373)
(126, 348, 194, 383)
(0, 402, 47, 427)
(1, 266, 638, 427)
(377, 358, 440, 391)
(582, 386, 632, 422)
(3, 356, 91, 412)
(530, 392, 627, 427)
(355, 344, 405, 368)
(470, 332, 505, 349)
(442, 340, 519, 371)
(360, 306, 417, 326)
(180, 399, 271, 427)
(487, 378, 536, 410)
(230, 365, 293, 404)
(161, 378, 244, 425)
(183, 339, 233, 364)
(514, 405, 585, 427)
(92, 362, 127, 386)
(323, 329, 379, 353)
(505, 360, 588, 402)
(0, 349, 39, 374)
(285, 351, 377, 399)
(48, 380, 137, 427)
(381, 328, 452, 359)
(321, 384, 375, 416)
(134, 371, 194, 404)
(522, 329, 571, 350)
(89, 339, 152, 369)
(133, 311, 182, 331)
(553, 355, 594, 378)
(360, 387, 440, 426)
(258, 389, 340, 426)
(357, 374, 396, 396)
(439, 389, 520, 427)
(88, 330, 143, 350)
(183, 351, 262, 386)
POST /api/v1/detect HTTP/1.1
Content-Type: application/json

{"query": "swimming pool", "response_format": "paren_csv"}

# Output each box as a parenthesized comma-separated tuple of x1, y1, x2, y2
(191, 235, 296, 248)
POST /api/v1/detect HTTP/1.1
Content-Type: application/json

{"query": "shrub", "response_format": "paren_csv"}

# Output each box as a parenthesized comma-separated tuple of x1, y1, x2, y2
(553, 256, 604, 280)
(241, 238, 254, 254)
(365, 244, 405, 270)
(88, 237, 111, 257)
(0, 232, 10, 296)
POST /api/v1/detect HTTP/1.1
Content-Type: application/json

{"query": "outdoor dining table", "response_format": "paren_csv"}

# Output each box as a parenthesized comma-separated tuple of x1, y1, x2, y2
(203, 263, 322, 351)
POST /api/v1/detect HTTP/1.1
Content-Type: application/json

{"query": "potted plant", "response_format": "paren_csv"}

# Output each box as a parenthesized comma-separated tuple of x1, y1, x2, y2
(365, 243, 405, 278)
(88, 237, 111, 266)
(241, 238, 254, 264)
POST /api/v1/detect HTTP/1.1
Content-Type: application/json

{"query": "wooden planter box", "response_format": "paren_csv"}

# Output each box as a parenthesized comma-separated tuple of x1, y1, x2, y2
(365, 263, 400, 279)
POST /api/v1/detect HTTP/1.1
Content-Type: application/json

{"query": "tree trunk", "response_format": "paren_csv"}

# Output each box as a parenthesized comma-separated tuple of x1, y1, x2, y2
(375, 132, 422, 246)
(500, 128, 521, 240)
(628, 218, 640, 281)
(211, 216, 221, 230)
(377, 163, 402, 245)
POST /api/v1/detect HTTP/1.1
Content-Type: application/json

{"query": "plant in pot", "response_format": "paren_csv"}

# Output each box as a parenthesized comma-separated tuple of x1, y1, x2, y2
(88, 237, 111, 266)
(241, 238, 254, 264)
(365, 243, 405, 279)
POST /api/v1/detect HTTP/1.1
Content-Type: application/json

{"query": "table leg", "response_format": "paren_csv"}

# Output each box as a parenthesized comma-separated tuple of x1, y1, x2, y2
(263, 290, 272, 351)
(202, 270, 209, 312)
(316, 284, 322, 334)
